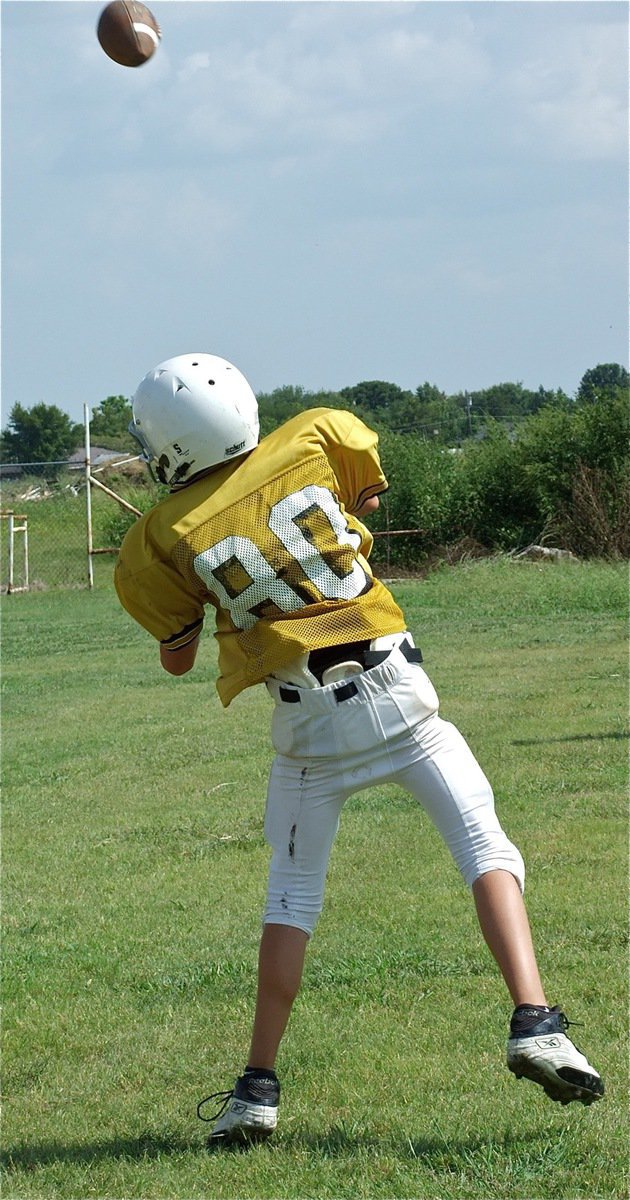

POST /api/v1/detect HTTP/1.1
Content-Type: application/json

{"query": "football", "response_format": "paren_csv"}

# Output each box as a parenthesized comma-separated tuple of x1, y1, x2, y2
(97, 1, 161, 68)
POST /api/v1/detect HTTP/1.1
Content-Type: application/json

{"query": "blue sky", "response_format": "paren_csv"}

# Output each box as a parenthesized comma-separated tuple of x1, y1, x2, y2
(2, 1, 628, 424)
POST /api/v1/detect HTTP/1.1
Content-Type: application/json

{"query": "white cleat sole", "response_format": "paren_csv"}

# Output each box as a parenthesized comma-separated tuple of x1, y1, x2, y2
(507, 1033, 604, 1106)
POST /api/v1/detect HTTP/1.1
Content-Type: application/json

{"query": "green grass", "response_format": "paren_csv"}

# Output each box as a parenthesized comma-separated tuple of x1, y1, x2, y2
(2, 559, 628, 1198)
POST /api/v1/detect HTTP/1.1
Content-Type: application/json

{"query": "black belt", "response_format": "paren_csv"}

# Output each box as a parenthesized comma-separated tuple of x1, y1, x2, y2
(278, 636, 422, 704)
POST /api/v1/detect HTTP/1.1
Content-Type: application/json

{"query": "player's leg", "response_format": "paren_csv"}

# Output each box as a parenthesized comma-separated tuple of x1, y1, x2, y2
(385, 712, 546, 1003)
(247, 922, 309, 1069)
(469, 867, 603, 1106)
(393, 711, 527, 897)
(250, 752, 347, 1064)
(203, 752, 347, 1143)
(391, 709, 603, 1105)
(472, 868, 546, 1007)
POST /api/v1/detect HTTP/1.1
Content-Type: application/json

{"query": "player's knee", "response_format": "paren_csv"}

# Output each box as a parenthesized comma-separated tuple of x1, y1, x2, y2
(462, 838, 525, 894)
(263, 899, 321, 938)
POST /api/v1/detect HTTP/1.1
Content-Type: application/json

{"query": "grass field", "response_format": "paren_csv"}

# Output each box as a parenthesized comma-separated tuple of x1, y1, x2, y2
(2, 559, 628, 1199)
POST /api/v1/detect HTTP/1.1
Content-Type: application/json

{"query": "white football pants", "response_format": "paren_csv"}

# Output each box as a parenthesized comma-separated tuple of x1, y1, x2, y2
(263, 638, 525, 936)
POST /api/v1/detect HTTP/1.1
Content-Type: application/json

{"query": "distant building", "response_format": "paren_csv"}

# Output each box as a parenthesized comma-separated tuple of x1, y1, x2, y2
(67, 446, 131, 471)
(0, 462, 23, 480)
(0, 447, 133, 482)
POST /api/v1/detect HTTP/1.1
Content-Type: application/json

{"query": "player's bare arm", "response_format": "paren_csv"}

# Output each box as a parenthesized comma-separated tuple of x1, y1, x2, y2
(160, 634, 200, 675)
(351, 495, 379, 517)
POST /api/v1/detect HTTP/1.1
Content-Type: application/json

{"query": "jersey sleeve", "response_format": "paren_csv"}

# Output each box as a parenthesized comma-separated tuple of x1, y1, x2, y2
(115, 532, 205, 648)
(316, 410, 388, 513)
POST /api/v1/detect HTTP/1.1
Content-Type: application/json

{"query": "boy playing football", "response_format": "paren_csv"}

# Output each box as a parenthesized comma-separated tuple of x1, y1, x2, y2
(115, 353, 603, 1144)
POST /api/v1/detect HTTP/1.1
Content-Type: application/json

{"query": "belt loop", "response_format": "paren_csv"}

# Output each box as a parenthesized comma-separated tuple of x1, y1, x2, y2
(402, 640, 423, 665)
(363, 636, 423, 669)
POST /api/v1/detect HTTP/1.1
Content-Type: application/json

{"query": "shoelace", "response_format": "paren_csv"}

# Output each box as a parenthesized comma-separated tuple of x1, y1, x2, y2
(560, 1012, 587, 1055)
(557, 1011, 584, 1034)
(197, 1088, 234, 1123)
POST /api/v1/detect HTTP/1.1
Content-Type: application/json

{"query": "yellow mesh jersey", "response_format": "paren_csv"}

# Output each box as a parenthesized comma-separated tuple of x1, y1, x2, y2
(115, 408, 406, 705)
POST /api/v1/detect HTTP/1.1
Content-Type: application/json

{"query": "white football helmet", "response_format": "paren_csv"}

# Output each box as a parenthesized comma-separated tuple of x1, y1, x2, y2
(129, 353, 260, 486)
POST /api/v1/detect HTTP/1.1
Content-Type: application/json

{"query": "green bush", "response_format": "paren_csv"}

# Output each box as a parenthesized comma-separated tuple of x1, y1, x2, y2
(96, 483, 166, 548)
(437, 394, 629, 557)
(449, 425, 536, 549)
(370, 432, 458, 565)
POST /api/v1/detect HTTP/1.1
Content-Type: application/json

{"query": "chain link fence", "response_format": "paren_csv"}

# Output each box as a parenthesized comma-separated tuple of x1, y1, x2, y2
(0, 452, 144, 593)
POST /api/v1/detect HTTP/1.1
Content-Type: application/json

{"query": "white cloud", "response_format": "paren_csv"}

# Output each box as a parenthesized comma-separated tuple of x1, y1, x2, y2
(510, 20, 628, 161)
(153, 5, 490, 159)
(177, 51, 212, 82)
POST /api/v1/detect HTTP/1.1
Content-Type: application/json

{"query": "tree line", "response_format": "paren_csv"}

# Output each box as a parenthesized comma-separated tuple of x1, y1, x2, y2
(2, 363, 627, 560)
(1, 363, 627, 463)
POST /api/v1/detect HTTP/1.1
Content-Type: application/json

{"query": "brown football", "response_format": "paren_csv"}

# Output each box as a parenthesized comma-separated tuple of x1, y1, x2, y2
(97, 1, 161, 68)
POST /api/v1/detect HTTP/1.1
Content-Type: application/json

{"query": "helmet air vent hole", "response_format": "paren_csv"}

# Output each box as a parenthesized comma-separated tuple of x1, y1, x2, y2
(192, 361, 198, 366)
(208, 380, 215, 386)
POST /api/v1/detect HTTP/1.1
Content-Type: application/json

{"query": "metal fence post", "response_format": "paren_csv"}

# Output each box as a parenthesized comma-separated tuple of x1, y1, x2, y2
(7, 512, 14, 592)
(84, 404, 94, 589)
